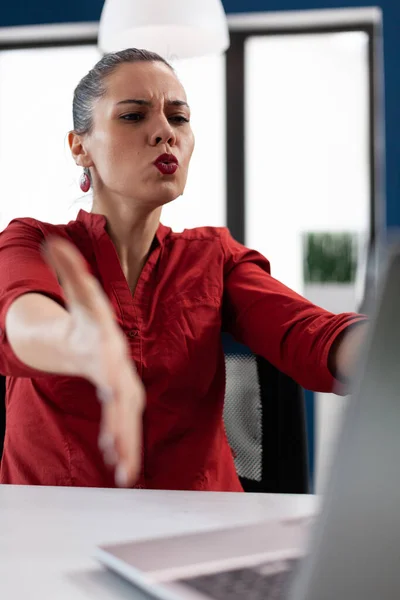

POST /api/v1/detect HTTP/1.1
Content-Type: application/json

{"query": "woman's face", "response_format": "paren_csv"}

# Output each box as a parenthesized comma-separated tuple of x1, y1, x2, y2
(74, 61, 195, 208)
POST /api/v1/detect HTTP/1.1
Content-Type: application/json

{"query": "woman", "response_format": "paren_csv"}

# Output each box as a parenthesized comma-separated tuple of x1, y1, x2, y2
(0, 48, 367, 490)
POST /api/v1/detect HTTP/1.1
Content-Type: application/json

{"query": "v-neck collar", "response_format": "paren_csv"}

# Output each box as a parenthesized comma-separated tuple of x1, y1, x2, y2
(76, 209, 171, 247)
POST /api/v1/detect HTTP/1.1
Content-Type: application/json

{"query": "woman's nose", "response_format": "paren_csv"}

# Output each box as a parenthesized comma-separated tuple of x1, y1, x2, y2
(150, 118, 176, 147)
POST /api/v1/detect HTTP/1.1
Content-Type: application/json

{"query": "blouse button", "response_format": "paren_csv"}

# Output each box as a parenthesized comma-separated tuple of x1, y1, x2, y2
(127, 329, 139, 338)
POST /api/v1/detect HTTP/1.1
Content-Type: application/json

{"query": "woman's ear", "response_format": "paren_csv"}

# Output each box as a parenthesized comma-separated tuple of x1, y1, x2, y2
(68, 131, 93, 168)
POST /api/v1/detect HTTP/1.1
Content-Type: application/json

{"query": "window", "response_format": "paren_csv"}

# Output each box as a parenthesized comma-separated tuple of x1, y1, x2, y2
(0, 45, 100, 228)
(245, 32, 370, 296)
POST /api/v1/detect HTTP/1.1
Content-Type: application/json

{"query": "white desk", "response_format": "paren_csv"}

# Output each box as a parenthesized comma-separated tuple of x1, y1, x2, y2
(0, 485, 316, 600)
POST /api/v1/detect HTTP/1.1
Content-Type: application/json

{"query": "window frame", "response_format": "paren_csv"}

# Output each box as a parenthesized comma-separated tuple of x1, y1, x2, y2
(225, 10, 385, 256)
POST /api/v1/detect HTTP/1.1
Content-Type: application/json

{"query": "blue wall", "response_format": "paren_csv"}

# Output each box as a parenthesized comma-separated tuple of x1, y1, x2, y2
(1, 1, 398, 230)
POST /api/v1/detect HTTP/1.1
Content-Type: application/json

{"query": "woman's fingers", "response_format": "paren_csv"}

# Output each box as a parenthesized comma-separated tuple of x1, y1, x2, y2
(43, 236, 89, 303)
(116, 376, 144, 486)
(98, 365, 144, 487)
(98, 393, 119, 467)
(43, 237, 117, 334)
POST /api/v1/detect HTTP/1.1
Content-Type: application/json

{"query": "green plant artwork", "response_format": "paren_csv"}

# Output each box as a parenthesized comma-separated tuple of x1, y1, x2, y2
(303, 232, 358, 284)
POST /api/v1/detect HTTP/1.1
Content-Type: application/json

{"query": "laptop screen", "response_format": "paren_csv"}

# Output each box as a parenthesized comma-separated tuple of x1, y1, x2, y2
(291, 247, 400, 600)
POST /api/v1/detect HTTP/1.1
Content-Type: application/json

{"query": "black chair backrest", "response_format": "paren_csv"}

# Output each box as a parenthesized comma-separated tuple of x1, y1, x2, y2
(223, 333, 309, 494)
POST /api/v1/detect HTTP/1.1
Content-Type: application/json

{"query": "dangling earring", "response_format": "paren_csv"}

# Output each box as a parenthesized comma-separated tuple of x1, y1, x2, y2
(79, 169, 91, 193)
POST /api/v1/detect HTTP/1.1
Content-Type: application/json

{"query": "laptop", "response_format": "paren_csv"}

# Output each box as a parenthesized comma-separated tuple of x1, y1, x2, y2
(96, 244, 400, 600)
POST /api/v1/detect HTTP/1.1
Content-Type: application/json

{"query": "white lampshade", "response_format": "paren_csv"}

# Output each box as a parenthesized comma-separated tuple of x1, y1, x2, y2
(98, 0, 230, 60)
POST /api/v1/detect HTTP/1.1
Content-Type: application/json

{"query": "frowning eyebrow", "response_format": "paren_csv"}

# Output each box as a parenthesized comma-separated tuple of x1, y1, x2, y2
(116, 99, 189, 108)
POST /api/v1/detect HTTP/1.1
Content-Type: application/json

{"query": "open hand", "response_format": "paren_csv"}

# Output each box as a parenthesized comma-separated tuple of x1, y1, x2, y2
(44, 236, 144, 487)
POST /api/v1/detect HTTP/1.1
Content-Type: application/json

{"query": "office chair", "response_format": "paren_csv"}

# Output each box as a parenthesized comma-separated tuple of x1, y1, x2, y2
(223, 333, 310, 494)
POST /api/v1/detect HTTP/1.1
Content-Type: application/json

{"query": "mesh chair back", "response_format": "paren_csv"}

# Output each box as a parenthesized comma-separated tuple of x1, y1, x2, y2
(224, 351, 263, 482)
(223, 333, 309, 494)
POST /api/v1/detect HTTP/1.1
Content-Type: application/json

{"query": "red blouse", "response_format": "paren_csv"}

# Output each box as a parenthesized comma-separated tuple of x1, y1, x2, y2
(0, 210, 366, 490)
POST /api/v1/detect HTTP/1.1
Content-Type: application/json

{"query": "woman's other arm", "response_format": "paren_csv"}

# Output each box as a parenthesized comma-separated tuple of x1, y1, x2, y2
(221, 229, 368, 394)
(328, 322, 368, 382)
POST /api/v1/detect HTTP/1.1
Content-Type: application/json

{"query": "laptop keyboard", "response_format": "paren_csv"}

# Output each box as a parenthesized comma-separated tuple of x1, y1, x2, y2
(178, 557, 301, 600)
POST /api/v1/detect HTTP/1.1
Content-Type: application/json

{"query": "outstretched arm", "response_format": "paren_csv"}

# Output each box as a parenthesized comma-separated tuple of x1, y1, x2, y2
(221, 228, 368, 394)
(328, 321, 368, 382)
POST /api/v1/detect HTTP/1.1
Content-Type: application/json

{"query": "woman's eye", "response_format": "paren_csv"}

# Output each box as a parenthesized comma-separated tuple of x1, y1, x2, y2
(169, 115, 190, 124)
(120, 113, 144, 121)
